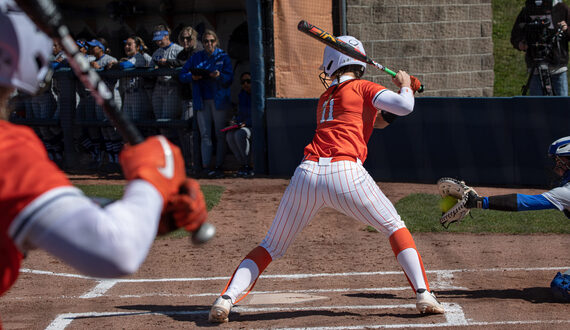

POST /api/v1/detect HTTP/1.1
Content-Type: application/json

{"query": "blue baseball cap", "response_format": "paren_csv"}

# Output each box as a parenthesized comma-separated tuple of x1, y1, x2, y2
(153, 30, 169, 41)
(86, 39, 105, 51)
(76, 40, 86, 49)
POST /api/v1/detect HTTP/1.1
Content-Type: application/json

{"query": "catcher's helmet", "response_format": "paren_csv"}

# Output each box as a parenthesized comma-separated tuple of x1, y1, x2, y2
(320, 36, 366, 78)
(548, 136, 570, 158)
(0, 0, 53, 95)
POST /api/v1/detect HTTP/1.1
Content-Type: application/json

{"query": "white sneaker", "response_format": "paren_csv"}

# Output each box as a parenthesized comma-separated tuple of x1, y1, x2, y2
(208, 295, 233, 323)
(416, 289, 445, 314)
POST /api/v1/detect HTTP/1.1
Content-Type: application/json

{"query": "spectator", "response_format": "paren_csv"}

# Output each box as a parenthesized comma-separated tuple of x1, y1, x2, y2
(85, 38, 121, 172)
(175, 26, 203, 175)
(119, 36, 152, 122)
(88, 38, 118, 70)
(51, 39, 68, 70)
(226, 72, 253, 178)
(26, 39, 64, 164)
(179, 29, 233, 178)
(74, 39, 98, 165)
(511, 0, 570, 95)
(42, 39, 68, 164)
(150, 24, 183, 129)
(76, 39, 89, 56)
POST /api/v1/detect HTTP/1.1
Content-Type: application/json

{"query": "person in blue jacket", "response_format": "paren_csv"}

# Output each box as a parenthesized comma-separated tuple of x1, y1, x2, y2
(179, 29, 233, 178)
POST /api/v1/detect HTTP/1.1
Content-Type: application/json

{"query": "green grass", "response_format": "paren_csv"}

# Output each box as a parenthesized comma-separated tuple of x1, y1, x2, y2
(76, 184, 125, 200)
(75, 184, 225, 239)
(492, 0, 529, 96)
(365, 193, 570, 234)
(492, 0, 570, 96)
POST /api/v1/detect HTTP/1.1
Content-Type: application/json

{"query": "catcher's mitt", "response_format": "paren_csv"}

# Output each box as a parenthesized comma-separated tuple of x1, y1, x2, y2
(436, 177, 478, 228)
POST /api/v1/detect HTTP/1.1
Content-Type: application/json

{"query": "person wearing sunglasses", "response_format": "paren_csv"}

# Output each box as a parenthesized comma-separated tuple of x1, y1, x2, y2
(179, 29, 233, 178)
(226, 72, 253, 178)
(174, 26, 203, 175)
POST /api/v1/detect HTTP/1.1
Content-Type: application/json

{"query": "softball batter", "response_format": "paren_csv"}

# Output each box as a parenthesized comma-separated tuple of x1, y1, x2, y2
(209, 36, 444, 322)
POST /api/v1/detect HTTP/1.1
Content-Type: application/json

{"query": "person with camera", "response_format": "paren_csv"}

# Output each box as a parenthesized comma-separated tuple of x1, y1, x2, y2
(511, 0, 570, 96)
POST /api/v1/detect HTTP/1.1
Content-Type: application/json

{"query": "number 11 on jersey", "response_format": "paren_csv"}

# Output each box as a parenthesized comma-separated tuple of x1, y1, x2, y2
(320, 98, 334, 123)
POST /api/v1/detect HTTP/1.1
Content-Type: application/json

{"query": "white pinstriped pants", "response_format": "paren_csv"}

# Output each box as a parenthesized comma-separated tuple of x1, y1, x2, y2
(260, 159, 406, 260)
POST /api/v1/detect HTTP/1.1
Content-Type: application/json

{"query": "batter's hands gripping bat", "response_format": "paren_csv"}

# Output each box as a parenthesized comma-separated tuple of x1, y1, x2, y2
(15, 0, 215, 244)
(297, 20, 424, 93)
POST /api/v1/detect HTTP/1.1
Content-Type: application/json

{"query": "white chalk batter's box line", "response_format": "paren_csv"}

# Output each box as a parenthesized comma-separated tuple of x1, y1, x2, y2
(20, 266, 568, 330)
(45, 303, 570, 330)
(19, 266, 568, 299)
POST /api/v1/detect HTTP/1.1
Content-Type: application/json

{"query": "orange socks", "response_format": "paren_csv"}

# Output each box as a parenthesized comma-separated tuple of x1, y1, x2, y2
(222, 246, 273, 303)
(389, 228, 429, 293)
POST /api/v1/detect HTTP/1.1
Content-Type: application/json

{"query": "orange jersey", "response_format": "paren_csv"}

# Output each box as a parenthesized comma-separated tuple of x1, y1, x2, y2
(304, 79, 385, 163)
(0, 121, 71, 296)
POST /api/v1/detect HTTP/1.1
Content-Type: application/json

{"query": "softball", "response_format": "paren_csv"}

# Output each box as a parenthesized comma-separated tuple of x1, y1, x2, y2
(191, 223, 216, 245)
(439, 195, 458, 213)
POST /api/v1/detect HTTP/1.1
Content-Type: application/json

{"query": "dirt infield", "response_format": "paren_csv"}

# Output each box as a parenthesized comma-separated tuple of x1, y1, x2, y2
(1, 177, 570, 329)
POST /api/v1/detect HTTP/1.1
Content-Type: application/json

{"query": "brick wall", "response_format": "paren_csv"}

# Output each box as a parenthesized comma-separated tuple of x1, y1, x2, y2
(346, 0, 493, 97)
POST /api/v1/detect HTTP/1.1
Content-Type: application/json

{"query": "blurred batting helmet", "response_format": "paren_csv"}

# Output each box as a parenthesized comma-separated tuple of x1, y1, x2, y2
(548, 136, 570, 158)
(0, 0, 53, 95)
(320, 36, 366, 78)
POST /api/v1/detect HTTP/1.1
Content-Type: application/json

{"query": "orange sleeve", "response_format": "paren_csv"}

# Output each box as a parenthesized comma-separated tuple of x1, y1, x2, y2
(0, 122, 71, 235)
(359, 80, 386, 111)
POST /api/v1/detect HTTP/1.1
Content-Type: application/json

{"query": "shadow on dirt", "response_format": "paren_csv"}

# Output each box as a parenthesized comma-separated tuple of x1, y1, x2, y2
(116, 304, 387, 325)
(344, 292, 403, 300)
(437, 287, 563, 304)
(116, 304, 213, 326)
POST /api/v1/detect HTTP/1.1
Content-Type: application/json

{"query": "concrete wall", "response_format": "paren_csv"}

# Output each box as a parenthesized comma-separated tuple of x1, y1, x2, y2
(346, 0, 493, 97)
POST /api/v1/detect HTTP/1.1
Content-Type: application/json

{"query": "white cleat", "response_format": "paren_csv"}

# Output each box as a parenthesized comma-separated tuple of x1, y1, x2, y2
(416, 289, 445, 314)
(208, 294, 233, 323)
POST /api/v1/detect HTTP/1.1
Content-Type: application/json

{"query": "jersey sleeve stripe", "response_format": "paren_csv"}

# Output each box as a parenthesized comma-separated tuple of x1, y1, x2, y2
(372, 89, 389, 107)
(9, 186, 84, 247)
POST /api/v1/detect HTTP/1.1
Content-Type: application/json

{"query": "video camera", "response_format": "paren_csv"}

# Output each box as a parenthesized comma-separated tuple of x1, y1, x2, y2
(524, 17, 559, 60)
(523, 0, 564, 62)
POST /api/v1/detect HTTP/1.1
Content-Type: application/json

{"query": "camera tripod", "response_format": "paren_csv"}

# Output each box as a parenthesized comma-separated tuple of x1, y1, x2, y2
(522, 60, 555, 95)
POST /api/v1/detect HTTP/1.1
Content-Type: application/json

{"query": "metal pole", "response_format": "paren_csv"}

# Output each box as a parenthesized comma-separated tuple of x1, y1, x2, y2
(246, 0, 268, 174)
(340, 0, 347, 35)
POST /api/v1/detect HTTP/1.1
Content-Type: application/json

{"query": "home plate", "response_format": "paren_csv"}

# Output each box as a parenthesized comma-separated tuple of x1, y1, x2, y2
(246, 293, 329, 305)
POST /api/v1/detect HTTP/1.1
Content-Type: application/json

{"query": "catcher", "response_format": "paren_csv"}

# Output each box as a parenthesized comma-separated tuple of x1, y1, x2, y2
(0, 0, 207, 304)
(437, 135, 570, 302)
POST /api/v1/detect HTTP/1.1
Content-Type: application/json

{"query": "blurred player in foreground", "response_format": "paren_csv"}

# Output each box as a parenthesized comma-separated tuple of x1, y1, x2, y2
(0, 0, 207, 303)
(439, 136, 570, 301)
(208, 35, 444, 323)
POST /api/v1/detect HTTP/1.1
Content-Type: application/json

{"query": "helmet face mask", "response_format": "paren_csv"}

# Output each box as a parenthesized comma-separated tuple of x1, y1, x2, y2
(548, 136, 570, 179)
(0, 0, 53, 95)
